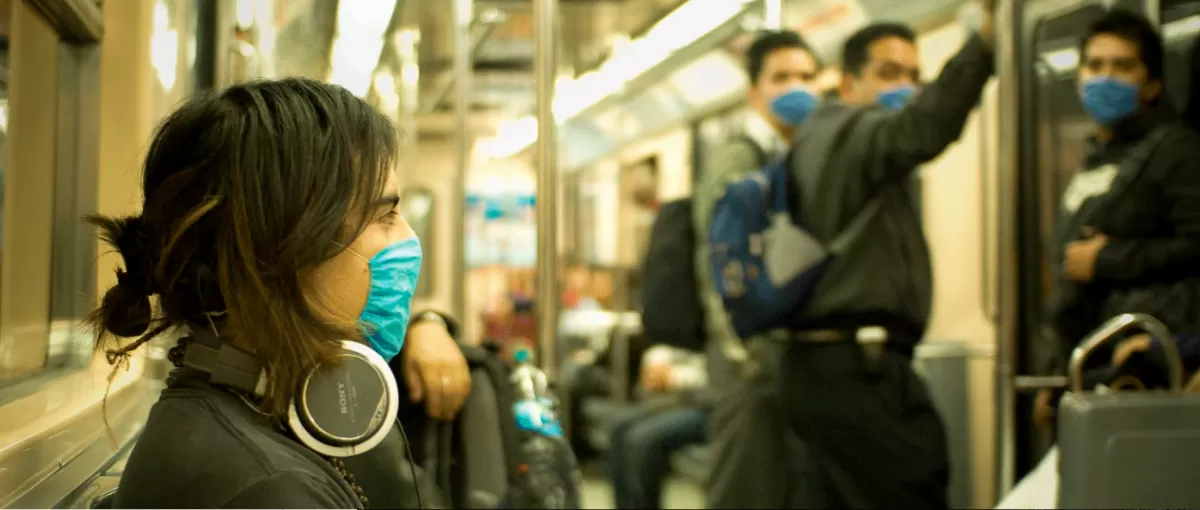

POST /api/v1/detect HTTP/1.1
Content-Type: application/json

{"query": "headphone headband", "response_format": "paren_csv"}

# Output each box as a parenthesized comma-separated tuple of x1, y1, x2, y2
(180, 325, 267, 396)
(177, 327, 399, 458)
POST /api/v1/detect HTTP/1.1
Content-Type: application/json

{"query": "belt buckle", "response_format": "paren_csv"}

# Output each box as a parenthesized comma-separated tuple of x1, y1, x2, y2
(856, 326, 888, 369)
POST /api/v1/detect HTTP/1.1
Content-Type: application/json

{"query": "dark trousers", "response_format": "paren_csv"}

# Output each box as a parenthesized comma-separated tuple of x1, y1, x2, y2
(783, 342, 950, 509)
(609, 406, 709, 509)
(708, 341, 950, 509)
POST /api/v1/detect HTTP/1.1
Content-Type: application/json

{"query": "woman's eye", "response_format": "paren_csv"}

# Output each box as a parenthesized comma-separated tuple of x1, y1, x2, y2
(380, 209, 401, 223)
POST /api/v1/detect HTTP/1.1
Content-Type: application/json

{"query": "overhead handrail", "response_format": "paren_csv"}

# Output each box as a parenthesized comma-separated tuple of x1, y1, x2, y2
(421, 8, 508, 113)
(1067, 313, 1185, 393)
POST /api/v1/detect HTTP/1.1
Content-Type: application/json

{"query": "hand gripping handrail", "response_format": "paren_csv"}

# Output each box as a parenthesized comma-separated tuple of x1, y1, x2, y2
(1067, 313, 1184, 393)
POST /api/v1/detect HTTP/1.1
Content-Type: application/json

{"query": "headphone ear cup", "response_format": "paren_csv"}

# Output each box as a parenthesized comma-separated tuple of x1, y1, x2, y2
(286, 341, 400, 457)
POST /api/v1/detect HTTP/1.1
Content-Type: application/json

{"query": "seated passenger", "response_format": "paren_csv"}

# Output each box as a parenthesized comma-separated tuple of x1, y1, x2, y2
(609, 345, 710, 510)
(93, 78, 469, 509)
(1039, 9, 1200, 423)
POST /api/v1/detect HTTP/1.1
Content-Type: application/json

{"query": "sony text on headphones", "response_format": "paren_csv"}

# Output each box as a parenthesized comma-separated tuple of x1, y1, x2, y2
(177, 324, 399, 458)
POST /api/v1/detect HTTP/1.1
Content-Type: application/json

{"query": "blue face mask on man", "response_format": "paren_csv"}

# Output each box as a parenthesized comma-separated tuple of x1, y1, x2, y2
(769, 88, 820, 126)
(354, 236, 422, 362)
(877, 84, 916, 110)
(1080, 76, 1140, 126)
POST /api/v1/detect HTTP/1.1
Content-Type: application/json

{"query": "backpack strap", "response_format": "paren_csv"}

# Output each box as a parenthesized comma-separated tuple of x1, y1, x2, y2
(828, 194, 885, 254)
(735, 134, 769, 167)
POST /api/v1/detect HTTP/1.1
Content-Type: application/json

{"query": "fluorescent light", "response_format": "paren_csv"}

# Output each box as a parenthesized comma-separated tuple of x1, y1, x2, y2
(479, 116, 538, 159)
(328, 0, 397, 97)
(235, 0, 256, 30)
(373, 72, 400, 113)
(150, 0, 178, 91)
(483, 0, 754, 159)
(1164, 14, 1200, 42)
(336, 0, 394, 37)
(1041, 48, 1079, 74)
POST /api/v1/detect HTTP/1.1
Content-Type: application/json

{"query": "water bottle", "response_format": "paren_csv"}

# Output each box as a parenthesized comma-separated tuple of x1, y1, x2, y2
(510, 347, 562, 438)
(505, 347, 580, 509)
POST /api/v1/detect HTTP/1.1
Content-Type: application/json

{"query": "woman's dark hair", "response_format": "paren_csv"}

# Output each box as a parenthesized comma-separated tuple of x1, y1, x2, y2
(90, 78, 398, 419)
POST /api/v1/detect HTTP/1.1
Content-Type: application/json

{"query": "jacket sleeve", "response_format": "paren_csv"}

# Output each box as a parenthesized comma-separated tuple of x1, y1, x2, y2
(851, 34, 995, 187)
(1093, 140, 1200, 283)
(410, 309, 461, 340)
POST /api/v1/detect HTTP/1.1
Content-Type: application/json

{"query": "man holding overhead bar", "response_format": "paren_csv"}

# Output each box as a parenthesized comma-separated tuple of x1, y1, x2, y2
(732, 0, 997, 507)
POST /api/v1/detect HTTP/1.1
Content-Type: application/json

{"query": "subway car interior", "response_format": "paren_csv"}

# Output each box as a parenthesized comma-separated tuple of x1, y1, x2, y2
(1, 0, 1200, 508)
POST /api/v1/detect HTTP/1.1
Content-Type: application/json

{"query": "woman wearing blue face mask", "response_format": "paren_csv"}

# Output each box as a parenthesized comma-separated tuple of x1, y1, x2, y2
(90, 78, 453, 509)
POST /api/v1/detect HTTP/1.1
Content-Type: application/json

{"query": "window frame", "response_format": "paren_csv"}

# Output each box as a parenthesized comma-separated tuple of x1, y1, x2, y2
(0, 0, 102, 399)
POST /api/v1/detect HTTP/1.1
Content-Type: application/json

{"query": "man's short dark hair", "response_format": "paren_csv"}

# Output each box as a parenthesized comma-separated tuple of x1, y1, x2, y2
(841, 23, 917, 76)
(745, 30, 819, 83)
(1079, 9, 1164, 82)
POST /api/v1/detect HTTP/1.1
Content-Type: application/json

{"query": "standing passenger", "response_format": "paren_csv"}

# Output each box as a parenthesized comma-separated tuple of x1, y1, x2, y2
(694, 30, 823, 510)
(1036, 9, 1200, 424)
(762, 2, 995, 508)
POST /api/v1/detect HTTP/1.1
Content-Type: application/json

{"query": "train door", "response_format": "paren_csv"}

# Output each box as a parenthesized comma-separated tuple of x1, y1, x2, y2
(1161, 0, 1200, 114)
(1003, 0, 1199, 490)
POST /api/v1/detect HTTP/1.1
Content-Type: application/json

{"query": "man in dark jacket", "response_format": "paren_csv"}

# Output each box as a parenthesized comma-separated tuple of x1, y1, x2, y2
(767, 3, 996, 508)
(1036, 10, 1200, 422)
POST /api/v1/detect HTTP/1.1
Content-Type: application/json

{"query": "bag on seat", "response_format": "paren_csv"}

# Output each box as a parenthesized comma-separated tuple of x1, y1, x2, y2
(641, 199, 705, 351)
(422, 345, 582, 509)
(640, 137, 767, 350)
(1057, 313, 1200, 509)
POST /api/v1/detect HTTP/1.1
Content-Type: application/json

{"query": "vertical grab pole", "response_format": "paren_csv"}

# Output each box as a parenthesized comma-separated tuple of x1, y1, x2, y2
(451, 0, 473, 321)
(397, 28, 420, 167)
(993, 0, 1022, 499)
(534, 0, 559, 379)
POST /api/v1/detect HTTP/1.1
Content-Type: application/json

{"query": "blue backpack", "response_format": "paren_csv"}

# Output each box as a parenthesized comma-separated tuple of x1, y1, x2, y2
(707, 153, 882, 339)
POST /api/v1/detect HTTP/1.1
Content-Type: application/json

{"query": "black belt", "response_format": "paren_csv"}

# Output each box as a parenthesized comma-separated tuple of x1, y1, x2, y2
(781, 326, 888, 344)
(778, 325, 917, 361)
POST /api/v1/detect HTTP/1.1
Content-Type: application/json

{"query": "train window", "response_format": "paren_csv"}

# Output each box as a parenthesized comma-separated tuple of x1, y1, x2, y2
(1030, 4, 1107, 263)
(0, 0, 103, 392)
(1162, 0, 1200, 112)
(0, 10, 8, 379)
(401, 188, 435, 299)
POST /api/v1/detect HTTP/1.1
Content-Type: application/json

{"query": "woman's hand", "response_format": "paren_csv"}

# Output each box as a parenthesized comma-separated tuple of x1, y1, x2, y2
(401, 319, 472, 421)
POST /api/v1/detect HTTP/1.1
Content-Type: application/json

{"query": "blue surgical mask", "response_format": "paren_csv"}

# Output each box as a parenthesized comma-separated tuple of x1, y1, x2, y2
(877, 84, 916, 110)
(769, 88, 819, 126)
(355, 236, 422, 362)
(1080, 77, 1140, 126)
